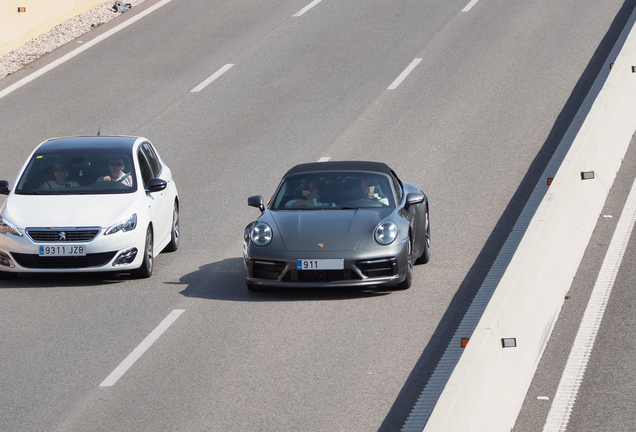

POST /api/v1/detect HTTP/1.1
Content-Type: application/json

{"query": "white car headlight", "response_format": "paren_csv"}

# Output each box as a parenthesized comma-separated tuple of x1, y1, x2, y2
(0, 216, 23, 237)
(374, 221, 398, 245)
(250, 222, 272, 246)
(105, 213, 137, 236)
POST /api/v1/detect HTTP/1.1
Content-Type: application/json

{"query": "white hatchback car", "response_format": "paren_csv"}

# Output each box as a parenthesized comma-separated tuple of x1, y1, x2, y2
(0, 136, 179, 279)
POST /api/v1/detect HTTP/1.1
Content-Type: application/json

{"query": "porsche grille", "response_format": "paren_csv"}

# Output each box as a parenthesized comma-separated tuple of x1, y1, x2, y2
(251, 260, 286, 280)
(249, 258, 398, 282)
(356, 258, 398, 278)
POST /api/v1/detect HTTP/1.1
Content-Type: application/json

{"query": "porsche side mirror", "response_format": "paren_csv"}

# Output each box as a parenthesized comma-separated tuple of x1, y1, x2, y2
(248, 195, 265, 213)
(405, 192, 425, 207)
(0, 180, 9, 195)
(147, 178, 167, 192)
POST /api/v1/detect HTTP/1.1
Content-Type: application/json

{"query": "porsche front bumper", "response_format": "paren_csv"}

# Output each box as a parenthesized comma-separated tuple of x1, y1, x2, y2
(244, 240, 409, 289)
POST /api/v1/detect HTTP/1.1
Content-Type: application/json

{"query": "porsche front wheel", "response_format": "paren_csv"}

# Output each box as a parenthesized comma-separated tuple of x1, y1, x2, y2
(397, 237, 413, 290)
(416, 208, 430, 264)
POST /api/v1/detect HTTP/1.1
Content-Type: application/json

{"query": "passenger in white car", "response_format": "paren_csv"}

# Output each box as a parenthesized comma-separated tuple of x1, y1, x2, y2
(39, 162, 80, 189)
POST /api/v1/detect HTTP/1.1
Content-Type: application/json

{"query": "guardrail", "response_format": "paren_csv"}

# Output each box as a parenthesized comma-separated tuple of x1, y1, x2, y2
(408, 8, 636, 432)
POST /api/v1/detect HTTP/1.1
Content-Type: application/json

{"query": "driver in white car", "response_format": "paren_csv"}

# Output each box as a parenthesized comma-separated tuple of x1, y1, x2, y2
(97, 156, 133, 186)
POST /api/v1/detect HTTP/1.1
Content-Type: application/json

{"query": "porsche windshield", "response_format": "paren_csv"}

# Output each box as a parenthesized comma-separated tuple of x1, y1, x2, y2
(271, 171, 395, 210)
(15, 151, 137, 195)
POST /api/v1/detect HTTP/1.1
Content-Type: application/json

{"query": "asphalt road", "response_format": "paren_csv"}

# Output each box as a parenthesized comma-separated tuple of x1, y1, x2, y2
(0, 0, 634, 431)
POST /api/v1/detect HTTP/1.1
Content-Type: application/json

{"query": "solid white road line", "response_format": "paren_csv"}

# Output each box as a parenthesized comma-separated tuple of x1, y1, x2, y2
(293, 0, 323, 17)
(542, 175, 636, 431)
(318, 157, 331, 162)
(100, 309, 185, 388)
(190, 64, 234, 93)
(462, 0, 480, 12)
(388, 58, 422, 90)
(0, 0, 176, 101)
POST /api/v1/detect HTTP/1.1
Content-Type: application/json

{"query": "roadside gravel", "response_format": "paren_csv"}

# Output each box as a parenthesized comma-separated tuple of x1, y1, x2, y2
(0, 0, 147, 80)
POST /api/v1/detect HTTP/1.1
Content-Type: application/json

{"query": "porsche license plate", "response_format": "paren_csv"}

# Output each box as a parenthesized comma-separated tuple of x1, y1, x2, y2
(297, 259, 344, 270)
(39, 245, 86, 256)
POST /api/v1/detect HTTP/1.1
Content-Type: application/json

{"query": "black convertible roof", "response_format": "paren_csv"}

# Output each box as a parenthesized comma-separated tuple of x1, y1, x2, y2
(284, 161, 394, 177)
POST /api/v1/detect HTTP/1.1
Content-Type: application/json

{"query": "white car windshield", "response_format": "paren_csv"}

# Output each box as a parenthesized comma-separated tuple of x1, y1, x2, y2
(15, 151, 137, 195)
(271, 171, 395, 210)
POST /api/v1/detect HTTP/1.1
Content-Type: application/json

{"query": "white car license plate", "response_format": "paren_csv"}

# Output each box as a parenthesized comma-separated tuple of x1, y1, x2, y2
(297, 259, 344, 270)
(39, 245, 86, 256)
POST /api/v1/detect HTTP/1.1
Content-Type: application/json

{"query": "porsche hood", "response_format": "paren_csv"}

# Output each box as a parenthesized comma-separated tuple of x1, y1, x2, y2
(270, 208, 392, 251)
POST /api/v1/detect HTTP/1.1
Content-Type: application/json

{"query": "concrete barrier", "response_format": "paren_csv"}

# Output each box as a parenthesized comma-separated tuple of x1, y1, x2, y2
(419, 9, 636, 432)
(0, 0, 104, 56)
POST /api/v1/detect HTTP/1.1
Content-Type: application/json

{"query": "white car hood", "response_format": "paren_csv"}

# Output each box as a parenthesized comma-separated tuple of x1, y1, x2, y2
(2, 193, 140, 229)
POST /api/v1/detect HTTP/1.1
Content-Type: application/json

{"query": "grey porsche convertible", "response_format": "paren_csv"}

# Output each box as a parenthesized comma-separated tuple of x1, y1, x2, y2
(243, 161, 430, 290)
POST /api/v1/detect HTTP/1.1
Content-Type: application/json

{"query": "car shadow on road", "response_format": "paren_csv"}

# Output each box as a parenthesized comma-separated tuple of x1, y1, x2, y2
(0, 271, 131, 288)
(175, 257, 393, 302)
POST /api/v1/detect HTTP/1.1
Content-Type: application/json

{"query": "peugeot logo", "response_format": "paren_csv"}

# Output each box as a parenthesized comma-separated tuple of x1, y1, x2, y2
(59, 231, 67, 241)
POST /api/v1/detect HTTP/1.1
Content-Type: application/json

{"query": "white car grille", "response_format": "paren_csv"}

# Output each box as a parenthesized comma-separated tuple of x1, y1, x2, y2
(25, 228, 100, 242)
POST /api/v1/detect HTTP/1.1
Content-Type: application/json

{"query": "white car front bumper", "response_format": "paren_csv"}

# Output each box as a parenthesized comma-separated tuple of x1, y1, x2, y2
(0, 225, 147, 273)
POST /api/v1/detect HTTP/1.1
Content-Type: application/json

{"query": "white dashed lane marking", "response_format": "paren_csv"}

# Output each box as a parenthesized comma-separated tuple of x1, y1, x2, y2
(190, 64, 234, 93)
(100, 309, 185, 388)
(388, 58, 422, 90)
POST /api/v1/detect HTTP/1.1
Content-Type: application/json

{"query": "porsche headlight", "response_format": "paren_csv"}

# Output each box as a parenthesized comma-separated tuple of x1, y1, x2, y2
(250, 222, 272, 246)
(0, 216, 22, 237)
(105, 213, 137, 236)
(374, 221, 398, 245)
